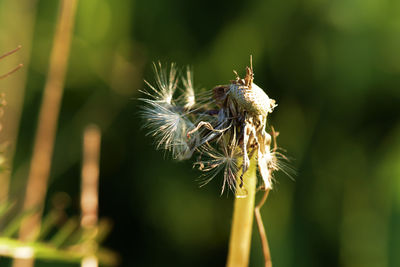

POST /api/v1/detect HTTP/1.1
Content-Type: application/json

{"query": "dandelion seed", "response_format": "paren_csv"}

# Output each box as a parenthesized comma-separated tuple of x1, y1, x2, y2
(195, 128, 241, 193)
(182, 66, 196, 109)
(195, 144, 239, 193)
(141, 62, 178, 105)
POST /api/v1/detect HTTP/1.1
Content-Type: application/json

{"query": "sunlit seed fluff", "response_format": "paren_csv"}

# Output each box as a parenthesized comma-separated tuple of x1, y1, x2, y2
(140, 63, 199, 160)
(257, 147, 274, 189)
(146, 62, 178, 104)
(195, 142, 240, 193)
(141, 101, 197, 160)
(182, 67, 196, 109)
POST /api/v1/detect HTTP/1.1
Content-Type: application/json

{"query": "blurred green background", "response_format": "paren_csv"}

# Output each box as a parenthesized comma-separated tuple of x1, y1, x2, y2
(1, 0, 400, 266)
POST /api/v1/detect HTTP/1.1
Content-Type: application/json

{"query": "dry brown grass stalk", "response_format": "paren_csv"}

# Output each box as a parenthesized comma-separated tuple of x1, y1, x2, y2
(254, 189, 272, 267)
(81, 125, 101, 267)
(14, 1, 79, 266)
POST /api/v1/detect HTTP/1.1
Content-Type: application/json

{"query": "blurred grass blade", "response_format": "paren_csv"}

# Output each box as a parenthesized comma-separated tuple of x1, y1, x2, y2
(2, 208, 37, 237)
(50, 217, 79, 247)
(94, 219, 112, 244)
(0, 0, 38, 204)
(0, 201, 15, 220)
(37, 210, 60, 240)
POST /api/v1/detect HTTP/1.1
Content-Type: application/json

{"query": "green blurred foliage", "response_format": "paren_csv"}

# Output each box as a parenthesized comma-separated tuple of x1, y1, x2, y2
(1, 0, 400, 266)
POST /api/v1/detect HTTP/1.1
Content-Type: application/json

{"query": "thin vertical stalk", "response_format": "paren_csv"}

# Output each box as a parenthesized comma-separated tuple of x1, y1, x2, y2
(14, 0, 78, 266)
(81, 124, 101, 267)
(226, 156, 257, 267)
(254, 189, 272, 267)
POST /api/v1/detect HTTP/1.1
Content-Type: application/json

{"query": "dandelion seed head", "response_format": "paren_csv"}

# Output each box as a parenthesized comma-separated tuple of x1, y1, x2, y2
(140, 59, 292, 192)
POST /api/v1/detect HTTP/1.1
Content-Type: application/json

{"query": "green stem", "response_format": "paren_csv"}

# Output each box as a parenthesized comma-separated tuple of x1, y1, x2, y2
(226, 156, 257, 267)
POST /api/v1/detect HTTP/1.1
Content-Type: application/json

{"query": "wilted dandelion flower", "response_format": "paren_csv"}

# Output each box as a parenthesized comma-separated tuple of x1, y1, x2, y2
(140, 59, 288, 193)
